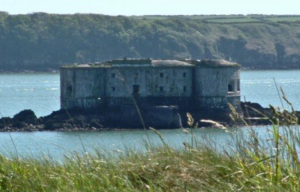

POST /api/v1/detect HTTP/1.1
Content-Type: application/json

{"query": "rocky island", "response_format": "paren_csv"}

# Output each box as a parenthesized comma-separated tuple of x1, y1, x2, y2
(0, 101, 296, 132)
(0, 58, 297, 132)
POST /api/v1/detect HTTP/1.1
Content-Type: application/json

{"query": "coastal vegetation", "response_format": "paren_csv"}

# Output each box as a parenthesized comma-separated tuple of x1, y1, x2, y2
(0, 99, 299, 191)
(1, 13, 300, 70)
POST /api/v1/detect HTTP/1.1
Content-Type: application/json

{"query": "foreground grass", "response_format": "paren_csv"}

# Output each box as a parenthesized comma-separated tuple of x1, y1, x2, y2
(0, 146, 233, 191)
(1, 126, 300, 192)
(1, 100, 300, 191)
(0, 146, 248, 191)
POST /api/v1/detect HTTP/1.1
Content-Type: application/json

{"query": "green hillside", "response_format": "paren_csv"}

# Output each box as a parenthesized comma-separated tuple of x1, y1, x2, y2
(1, 12, 300, 70)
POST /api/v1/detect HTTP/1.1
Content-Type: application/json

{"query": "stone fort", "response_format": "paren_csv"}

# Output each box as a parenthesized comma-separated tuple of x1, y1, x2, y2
(60, 58, 241, 127)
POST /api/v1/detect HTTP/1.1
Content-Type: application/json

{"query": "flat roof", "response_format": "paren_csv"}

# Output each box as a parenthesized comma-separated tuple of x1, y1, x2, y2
(61, 59, 240, 68)
(151, 60, 192, 67)
(191, 59, 240, 67)
(62, 59, 193, 68)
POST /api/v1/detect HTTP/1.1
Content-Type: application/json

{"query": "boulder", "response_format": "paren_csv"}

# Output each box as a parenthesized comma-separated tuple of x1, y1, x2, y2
(12, 109, 38, 125)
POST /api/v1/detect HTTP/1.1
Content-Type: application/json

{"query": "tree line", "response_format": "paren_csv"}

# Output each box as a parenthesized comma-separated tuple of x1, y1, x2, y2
(0, 12, 300, 70)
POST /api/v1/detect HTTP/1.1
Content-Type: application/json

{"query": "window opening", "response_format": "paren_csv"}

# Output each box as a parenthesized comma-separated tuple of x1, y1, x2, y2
(183, 72, 186, 77)
(228, 83, 233, 92)
(183, 86, 187, 92)
(67, 84, 72, 96)
(160, 73, 164, 78)
(112, 87, 115, 92)
(133, 85, 140, 95)
(237, 79, 240, 91)
(159, 86, 164, 92)
(228, 79, 235, 93)
(112, 73, 115, 78)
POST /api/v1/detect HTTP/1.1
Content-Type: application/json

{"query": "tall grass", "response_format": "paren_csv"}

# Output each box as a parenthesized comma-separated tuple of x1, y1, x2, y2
(1, 98, 300, 191)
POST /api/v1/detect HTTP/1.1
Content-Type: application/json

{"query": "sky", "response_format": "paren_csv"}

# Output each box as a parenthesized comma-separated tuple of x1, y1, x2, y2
(1, 0, 299, 16)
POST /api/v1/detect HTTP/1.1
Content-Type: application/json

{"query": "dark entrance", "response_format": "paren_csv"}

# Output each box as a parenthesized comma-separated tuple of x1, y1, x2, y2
(67, 84, 73, 96)
(228, 83, 233, 92)
(132, 85, 140, 96)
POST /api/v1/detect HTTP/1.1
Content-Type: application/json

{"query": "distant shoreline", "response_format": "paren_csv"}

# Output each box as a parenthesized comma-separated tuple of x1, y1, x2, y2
(0, 69, 58, 74)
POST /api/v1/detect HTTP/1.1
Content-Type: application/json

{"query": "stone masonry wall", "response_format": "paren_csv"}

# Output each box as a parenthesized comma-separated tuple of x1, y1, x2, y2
(60, 68, 105, 109)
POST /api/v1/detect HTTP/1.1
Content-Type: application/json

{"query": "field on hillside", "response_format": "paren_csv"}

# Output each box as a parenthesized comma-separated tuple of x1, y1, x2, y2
(135, 15, 300, 23)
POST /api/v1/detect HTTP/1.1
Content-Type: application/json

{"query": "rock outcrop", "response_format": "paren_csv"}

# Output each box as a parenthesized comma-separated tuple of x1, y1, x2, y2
(0, 101, 298, 131)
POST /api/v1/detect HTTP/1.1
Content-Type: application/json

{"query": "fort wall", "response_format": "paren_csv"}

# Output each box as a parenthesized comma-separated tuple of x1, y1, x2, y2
(60, 67, 105, 109)
(194, 65, 240, 111)
(105, 66, 193, 98)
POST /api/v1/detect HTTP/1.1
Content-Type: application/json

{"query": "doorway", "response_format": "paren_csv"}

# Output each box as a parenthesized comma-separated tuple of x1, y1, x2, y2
(133, 85, 140, 96)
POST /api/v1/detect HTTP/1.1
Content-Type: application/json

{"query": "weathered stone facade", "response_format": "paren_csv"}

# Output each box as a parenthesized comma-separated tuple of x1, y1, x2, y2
(60, 59, 241, 128)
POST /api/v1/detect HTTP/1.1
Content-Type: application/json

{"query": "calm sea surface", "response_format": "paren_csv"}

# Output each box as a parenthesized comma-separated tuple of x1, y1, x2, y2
(0, 70, 299, 159)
